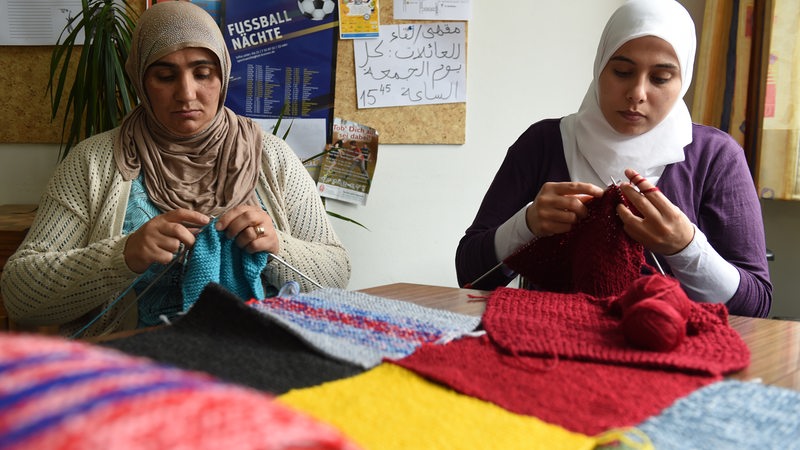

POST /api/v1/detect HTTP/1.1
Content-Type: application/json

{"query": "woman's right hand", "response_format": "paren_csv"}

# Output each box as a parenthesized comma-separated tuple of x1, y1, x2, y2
(123, 209, 211, 273)
(525, 182, 604, 237)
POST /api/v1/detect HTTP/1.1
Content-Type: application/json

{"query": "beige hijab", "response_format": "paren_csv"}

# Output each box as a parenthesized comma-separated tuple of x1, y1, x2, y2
(114, 1, 262, 217)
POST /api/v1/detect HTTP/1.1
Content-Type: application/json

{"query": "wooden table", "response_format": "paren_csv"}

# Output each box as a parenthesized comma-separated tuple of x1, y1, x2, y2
(360, 282, 800, 391)
(0, 204, 38, 331)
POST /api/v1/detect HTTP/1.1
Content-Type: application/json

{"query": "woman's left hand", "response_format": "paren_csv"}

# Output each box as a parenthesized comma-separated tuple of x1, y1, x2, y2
(215, 205, 279, 254)
(616, 168, 695, 255)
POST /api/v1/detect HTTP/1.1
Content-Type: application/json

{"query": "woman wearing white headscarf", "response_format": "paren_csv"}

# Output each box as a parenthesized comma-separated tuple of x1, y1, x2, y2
(1, 2, 351, 336)
(456, 0, 771, 317)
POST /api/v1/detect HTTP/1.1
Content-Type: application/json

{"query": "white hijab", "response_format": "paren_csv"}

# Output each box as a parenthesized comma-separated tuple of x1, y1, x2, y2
(560, 0, 696, 187)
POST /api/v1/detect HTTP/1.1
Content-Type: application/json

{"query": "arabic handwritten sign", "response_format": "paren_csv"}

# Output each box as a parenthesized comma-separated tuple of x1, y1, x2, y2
(353, 22, 466, 108)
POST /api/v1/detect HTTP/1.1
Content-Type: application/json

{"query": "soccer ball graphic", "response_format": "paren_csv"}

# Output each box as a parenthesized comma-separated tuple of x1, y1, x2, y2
(298, 0, 336, 21)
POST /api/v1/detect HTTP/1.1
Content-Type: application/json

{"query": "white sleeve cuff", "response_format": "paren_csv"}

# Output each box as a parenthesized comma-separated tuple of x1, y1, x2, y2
(494, 202, 536, 261)
(662, 226, 740, 303)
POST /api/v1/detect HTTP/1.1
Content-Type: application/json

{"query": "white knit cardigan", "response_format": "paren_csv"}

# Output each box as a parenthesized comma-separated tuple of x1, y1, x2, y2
(1, 129, 351, 336)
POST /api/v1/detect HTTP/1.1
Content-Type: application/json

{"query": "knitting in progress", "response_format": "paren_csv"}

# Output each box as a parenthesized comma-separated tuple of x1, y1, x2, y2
(504, 183, 646, 297)
(181, 217, 269, 310)
(246, 287, 481, 368)
(0, 333, 360, 450)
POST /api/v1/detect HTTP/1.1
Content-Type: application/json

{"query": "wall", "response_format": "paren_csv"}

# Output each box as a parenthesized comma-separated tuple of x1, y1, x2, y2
(2, 0, 798, 319)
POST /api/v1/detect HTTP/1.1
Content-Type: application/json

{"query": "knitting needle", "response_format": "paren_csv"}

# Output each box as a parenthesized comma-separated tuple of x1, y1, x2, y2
(268, 253, 324, 289)
(611, 176, 666, 276)
(70, 238, 196, 339)
(463, 260, 505, 289)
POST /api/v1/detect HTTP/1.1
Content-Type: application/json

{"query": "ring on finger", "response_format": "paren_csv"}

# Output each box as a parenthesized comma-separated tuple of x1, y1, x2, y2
(254, 225, 266, 237)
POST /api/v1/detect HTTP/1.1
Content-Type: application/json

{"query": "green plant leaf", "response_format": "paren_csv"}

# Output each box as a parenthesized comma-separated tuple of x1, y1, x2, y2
(48, 0, 139, 160)
(324, 210, 370, 230)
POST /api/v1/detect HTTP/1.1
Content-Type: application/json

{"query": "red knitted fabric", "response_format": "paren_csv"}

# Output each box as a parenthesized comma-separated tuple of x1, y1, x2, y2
(482, 287, 750, 376)
(504, 184, 645, 297)
(0, 334, 360, 450)
(391, 335, 715, 436)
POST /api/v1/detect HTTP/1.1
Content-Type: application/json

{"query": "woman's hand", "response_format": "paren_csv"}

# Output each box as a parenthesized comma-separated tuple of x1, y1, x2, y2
(215, 205, 279, 255)
(616, 168, 695, 255)
(525, 182, 605, 237)
(124, 209, 211, 273)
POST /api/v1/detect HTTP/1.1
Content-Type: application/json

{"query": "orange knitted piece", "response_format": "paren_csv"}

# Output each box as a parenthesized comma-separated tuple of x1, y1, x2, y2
(482, 287, 750, 376)
(504, 184, 645, 297)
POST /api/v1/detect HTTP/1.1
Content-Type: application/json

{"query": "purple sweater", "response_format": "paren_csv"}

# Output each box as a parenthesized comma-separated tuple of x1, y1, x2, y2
(456, 119, 772, 317)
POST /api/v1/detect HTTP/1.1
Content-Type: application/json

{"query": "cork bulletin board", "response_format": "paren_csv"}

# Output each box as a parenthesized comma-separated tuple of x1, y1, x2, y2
(333, 1, 467, 144)
(0, 0, 147, 145)
(0, 0, 466, 145)
(0, 46, 65, 143)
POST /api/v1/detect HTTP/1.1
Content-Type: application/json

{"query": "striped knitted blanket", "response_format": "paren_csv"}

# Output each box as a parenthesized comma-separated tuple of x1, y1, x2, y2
(0, 333, 359, 450)
(247, 287, 482, 368)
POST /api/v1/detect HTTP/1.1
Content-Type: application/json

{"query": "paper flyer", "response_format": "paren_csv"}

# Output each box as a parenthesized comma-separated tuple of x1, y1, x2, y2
(316, 118, 379, 205)
(353, 22, 466, 108)
(338, 0, 380, 39)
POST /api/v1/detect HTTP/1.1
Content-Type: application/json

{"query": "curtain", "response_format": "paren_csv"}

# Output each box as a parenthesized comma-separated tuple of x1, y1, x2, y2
(691, 0, 753, 148)
(692, 0, 800, 201)
(755, 0, 800, 200)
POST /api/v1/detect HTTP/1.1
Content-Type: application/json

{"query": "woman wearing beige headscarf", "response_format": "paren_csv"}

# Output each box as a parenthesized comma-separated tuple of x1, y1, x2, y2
(1, 1, 350, 336)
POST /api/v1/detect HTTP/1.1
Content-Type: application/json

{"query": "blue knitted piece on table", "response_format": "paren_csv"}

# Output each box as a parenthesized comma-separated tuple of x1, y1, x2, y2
(637, 380, 800, 450)
(182, 218, 268, 308)
(247, 288, 482, 369)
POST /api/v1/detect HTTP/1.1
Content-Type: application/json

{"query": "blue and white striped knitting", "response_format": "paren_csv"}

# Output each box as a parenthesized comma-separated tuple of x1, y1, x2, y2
(637, 380, 800, 450)
(247, 287, 482, 368)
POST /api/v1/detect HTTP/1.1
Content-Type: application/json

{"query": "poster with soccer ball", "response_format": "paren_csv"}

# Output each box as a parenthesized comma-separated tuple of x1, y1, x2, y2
(221, 0, 339, 159)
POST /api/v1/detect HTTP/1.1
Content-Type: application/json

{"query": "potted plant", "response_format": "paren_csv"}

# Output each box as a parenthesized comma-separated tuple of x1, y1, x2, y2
(48, 0, 140, 160)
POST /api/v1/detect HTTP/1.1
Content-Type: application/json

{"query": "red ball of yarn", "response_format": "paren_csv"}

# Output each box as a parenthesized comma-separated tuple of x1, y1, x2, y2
(621, 298, 687, 352)
(614, 275, 692, 320)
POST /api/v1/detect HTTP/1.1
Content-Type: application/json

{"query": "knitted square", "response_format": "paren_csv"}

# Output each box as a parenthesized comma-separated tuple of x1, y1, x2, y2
(637, 380, 800, 450)
(482, 287, 750, 376)
(102, 283, 363, 394)
(0, 334, 359, 450)
(279, 363, 597, 450)
(247, 287, 482, 368)
(391, 335, 716, 436)
(504, 184, 645, 297)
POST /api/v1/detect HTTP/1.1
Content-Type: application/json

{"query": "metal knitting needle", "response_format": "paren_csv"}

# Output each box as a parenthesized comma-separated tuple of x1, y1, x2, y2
(612, 176, 666, 275)
(463, 260, 505, 289)
(268, 253, 323, 289)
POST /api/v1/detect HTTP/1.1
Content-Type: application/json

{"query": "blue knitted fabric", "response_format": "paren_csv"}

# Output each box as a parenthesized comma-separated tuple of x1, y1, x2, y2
(124, 176, 183, 326)
(182, 218, 268, 309)
(637, 380, 800, 450)
(247, 288, 482, 368)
